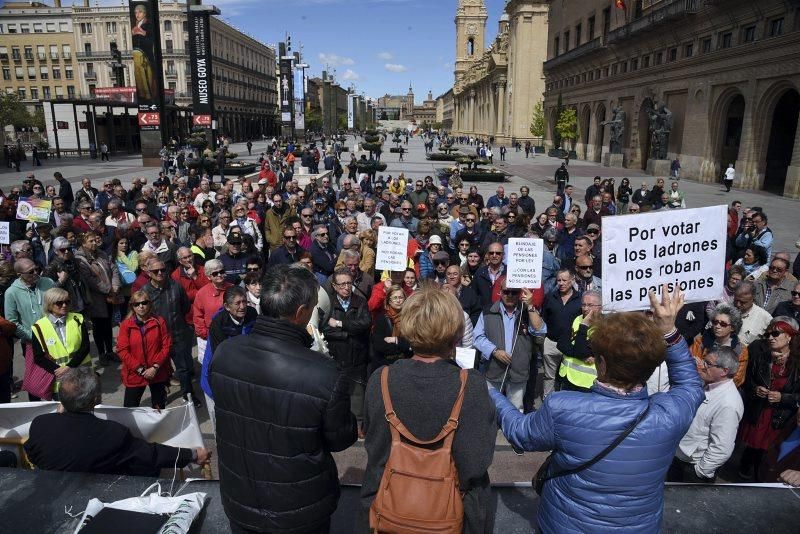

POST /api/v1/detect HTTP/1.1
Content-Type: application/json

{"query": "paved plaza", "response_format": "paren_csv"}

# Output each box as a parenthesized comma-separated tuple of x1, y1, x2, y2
(3, 134, 798, 483)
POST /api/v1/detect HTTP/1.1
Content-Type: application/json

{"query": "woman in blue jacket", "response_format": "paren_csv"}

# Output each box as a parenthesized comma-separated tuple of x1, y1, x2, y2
(490, 286, 704, 533)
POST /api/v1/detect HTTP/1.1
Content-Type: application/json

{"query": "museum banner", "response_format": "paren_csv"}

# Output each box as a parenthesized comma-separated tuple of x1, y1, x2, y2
(129, 0, 165, 134)
(188, 6, 214, 125)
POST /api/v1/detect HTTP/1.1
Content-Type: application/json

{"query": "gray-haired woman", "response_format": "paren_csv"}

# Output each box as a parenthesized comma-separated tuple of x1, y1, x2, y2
(690, 302, 748, 387)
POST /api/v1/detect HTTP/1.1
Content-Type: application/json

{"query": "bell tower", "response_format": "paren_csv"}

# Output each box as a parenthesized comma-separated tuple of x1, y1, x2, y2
(454, 0, 487, 84)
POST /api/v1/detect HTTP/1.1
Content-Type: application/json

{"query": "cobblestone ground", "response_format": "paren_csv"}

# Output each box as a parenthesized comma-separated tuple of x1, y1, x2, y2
(4, 133, 797, 482)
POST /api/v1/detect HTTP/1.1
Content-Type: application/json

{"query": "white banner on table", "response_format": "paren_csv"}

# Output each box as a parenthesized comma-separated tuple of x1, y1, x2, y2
(375, 226, 408, 271)
(0, 400, 203, 450)
(601, 205, 727, 312)
(0, 221, 9, 244)
(505, 238, 544, 289)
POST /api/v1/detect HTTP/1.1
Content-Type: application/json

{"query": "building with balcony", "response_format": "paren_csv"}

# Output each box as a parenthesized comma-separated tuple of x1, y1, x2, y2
(543, 0, 800, 198)
(451, 0, 549, 144)
(0, 1, 79, 114)
(70, 0, 278, 141)
(436, 89, 454, 131)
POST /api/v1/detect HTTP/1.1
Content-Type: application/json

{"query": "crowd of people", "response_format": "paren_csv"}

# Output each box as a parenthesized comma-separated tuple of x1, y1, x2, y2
(1, 134, 800, 532)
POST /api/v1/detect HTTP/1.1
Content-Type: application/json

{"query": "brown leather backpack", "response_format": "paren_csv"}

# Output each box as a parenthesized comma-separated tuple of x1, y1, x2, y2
(369, 366, 467, 534)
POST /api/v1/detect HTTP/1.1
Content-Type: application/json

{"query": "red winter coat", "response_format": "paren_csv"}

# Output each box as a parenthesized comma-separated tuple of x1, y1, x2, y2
(116, 314, 172, 388)
(192, 282, 232, 339)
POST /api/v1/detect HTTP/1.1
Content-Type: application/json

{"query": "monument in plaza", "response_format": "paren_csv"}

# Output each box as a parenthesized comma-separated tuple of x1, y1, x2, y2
(646, 100, 673, 177)
(602, 104, 626, 168)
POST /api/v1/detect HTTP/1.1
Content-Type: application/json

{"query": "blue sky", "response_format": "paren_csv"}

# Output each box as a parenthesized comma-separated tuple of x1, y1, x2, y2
(212, 0, 508, 99)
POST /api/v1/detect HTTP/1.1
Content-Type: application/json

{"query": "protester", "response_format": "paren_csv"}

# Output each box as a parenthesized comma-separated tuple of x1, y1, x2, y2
(490, 286, 703, 532)
(754, 257, 794, 314)
(369, 284, 413, 373)
(735, 281, 773, 345)
(738, 316, 800, 481)
(25, 367, 209, 476)
(690, 303, 749, 387)
(30, 287, 91, 398)
(556, 290, 601, 392)
(116, 290, 172, 409)
(540, 269, 582, 400)
(361, 286, 497, 533)
(210, 265, 357, 534)
(670, 346, 743, 483)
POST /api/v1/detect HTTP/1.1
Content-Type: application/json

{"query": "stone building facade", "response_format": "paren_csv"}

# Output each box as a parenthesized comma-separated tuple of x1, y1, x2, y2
(543, 0, 800, 198)
(452, 0, 548, 144)
(0, 1, 79, 111)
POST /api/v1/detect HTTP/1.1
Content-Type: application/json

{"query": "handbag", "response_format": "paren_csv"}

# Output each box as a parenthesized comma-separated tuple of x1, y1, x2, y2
(21, 324, 56, 400)
(534, 400, 651, 495)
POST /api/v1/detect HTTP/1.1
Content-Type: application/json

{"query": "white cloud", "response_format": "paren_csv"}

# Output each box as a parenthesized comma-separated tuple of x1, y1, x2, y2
(377, 52, 394, 60)
(384, 63, 408, 73)
(341, 69, 360, 81)
(318, 53, 355, 67)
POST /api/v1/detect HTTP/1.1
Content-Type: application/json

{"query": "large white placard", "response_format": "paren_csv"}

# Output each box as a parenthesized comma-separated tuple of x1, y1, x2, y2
(375, 226, 408, 271)
(0, 221, 9, 244)
(506, 238, 544, 289)
(601, 205, 727, 312)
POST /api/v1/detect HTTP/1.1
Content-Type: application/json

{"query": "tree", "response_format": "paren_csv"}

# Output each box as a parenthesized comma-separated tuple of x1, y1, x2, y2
(305, 108, 323, 132)
(337, 114, 348, 131)
(555, 107, 578, 149)
(0, 93, 35, 131)
(529, 100, 545, 139)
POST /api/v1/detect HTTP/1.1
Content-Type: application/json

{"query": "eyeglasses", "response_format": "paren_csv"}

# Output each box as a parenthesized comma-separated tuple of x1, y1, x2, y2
(132, 300, 151, 307)
(769, 265, 785, 272)
(209, 270, 226, 277)
(54, 300, 71, 307)
(246, 267, 261, 272)
(711, 319, 731, 328)
(791, 291, 800, 297)
(333, 281, 353, 287)
(389, 296, 405, 302)
(149, 268, 167, 274)
(701, 359, 726, 369)
(135, 207, 147, 212)
(488, 251, 503, 256)
(767, 330, 785, 338)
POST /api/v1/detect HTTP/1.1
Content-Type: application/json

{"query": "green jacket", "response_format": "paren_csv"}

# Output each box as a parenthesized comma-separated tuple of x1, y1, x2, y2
(4, 277, 56, 342)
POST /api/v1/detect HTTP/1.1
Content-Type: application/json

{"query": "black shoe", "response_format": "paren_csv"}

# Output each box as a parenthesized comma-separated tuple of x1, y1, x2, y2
(511, 443, 525, 456)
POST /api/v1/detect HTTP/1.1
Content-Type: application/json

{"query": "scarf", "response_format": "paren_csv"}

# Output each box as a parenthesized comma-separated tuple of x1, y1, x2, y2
(385, 305, 401, 336)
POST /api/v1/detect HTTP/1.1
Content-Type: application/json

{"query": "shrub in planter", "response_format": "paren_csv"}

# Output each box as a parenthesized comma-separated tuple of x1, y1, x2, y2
(389, 147, 402, 153)
(364, 134, 380, 143)
(361, 142, 383, 152)
(426, 153, 459, 161)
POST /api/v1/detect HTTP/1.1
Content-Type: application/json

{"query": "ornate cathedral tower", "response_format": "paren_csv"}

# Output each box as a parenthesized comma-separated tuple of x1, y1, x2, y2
(454, 0, 487, 85)
(406, 84, 415, 117)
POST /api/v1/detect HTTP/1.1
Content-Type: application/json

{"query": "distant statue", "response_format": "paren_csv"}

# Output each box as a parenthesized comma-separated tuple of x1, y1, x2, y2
(601, 105, 626, 154)
(648, 102, 672, 160)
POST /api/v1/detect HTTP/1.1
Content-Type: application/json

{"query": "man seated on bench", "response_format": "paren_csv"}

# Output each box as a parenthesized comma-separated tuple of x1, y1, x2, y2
(24, 367, 210, 476)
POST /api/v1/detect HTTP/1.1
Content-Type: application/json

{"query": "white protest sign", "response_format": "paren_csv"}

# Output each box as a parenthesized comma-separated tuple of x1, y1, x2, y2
(601, 205, 726, 312)
(505, 238, 544, 289)
(455, 347, 476, 369)
(375, 226, 408, 271)
(0, 222, 9, 244)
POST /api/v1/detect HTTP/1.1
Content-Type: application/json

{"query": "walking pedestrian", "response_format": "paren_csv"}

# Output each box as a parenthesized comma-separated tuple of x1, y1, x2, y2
(724, 163, 735, 192)
(100, 142, 110, 162)
(32, 145, 42, 167)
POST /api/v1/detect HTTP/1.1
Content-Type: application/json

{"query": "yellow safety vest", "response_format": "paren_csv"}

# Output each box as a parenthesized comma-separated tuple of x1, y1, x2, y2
(558, 315, 597, 389)
(32, 313, 91, 391)
(191, 244, 206, 260)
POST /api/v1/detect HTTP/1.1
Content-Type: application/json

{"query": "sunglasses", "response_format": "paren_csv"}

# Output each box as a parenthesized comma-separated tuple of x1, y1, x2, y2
(132, 300, 151, 307)
(317, 232, 328, 237)
(576, 265, 593, 270)
(433, 261, 449, 266)
(769, 265, 785, 272)
(209, 270, 226, 277)
(149, 268, 167, 274)
(502, 289, 521, 296)
(465, 218, 476, 222)
(54, 300, 71, 307)
(24, 268, 41, 275)
(488, 251, 503, 256)
(791, 291, 800, 297)
(711, 319, 731, 328)
(767, 330, 785, 338)
(283, 235, 297, 240)
(246, 267, 261, 272)
(587, 230, 599, 235)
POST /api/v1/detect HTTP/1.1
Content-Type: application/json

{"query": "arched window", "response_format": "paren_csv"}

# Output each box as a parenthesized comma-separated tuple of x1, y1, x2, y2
(467, 38, 474, 56)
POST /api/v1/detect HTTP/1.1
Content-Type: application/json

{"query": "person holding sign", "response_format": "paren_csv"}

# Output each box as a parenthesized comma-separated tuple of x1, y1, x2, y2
(474, 279, 545, 410)
(489, 286, 704, 533)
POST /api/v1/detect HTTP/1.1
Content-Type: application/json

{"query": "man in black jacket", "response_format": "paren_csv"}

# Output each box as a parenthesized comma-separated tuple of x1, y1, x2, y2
(25, 367, 209, 476)
(54, 172, 74, 211)
(321, 268, 372, 438)
(211, 265, 357, 534)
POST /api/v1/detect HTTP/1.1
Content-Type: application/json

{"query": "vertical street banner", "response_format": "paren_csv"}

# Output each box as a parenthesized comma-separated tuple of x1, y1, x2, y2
(293, 65, 305, 131)
(279, 45, 294, 132)
(601, 205, 727, 312)
(129, 0, 164, 133)
(347, 94, 355, 129)
(188, 6, 214, 128)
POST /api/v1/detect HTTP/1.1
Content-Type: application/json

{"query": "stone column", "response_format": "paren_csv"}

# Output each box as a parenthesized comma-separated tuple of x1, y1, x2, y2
(784, 108, 800, 199)
(497, 79, 506, 139)
(469, 89, 476, 133)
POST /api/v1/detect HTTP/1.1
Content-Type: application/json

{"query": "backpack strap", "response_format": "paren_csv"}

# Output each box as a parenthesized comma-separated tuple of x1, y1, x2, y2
(380, 367, 468, 446)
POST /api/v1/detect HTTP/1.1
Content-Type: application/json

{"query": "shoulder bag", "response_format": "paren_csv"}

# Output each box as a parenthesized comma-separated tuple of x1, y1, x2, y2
(534, 400, 651, 495)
